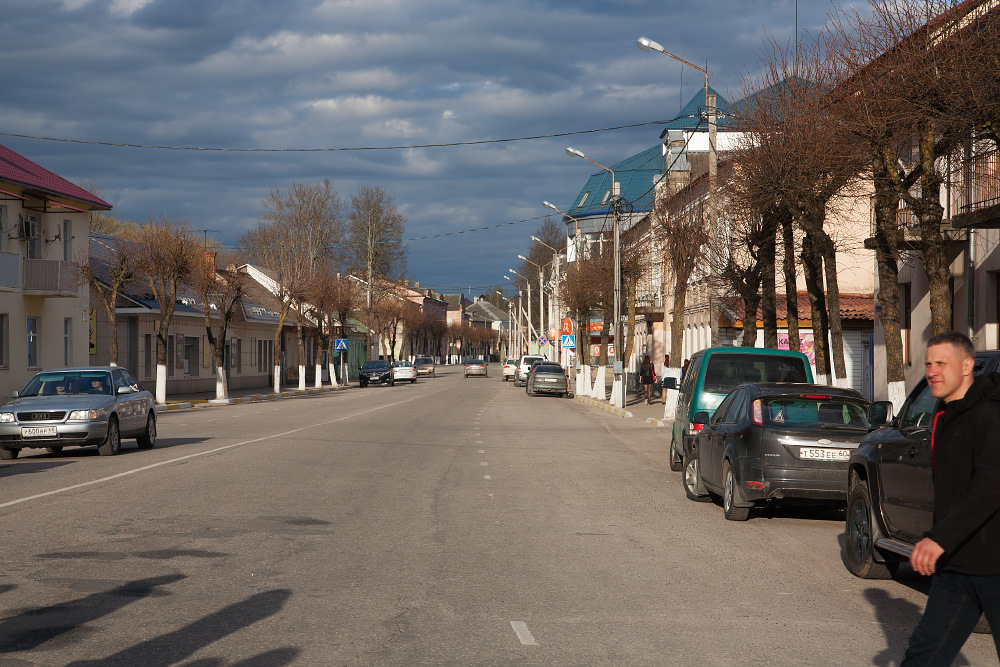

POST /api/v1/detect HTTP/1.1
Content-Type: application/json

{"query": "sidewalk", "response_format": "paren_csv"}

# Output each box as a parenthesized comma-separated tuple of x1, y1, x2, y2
(156, 383, 350, 412)
(572, 378, 673, 428)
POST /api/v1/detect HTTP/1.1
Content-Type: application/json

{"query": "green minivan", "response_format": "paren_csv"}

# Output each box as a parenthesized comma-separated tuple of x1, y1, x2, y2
(666, 347, 814, 471)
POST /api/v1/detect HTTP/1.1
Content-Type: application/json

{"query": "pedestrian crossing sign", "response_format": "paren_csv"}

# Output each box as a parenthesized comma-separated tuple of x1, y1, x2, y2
(335, 338, 348, 351)
(561, 334, 576, 349)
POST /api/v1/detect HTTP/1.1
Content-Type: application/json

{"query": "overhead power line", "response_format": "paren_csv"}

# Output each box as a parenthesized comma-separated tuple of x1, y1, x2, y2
(0, 115, 699, 153)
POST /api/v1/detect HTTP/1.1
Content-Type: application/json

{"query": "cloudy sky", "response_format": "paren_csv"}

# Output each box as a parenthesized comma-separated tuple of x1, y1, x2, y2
(2, 0, 847, 297)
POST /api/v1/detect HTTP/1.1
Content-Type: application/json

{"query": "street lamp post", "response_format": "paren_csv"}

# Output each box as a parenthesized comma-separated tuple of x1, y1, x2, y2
(508, 268, 536, 351)
(495, 290, 514, 358)
(531, 235, 565, 365)
(637, 36, 719, 348)
(518, 254, 549, 361)
(566, 147, 625, 409)
(503, 276, 526, 355)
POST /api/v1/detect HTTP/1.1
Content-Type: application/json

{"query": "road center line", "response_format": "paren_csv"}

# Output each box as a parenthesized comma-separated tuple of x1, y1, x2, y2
(510, 621, 538, 645)
(0, 386, 451, 511)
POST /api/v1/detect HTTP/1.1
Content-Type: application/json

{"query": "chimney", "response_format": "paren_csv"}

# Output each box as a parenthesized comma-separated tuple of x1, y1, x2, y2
(414, 282, 420, 289)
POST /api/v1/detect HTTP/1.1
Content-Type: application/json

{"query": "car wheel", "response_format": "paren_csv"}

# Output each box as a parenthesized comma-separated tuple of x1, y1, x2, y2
(137, 413, 156, 449)
(723, 461, 751, 521)
(411, 379, 416, 384)
(845, 476, 898, 579)
(0, 447, 18, 460)
(683, 452, 711, 502)
(669, 435, 683, 472)
(98, 417, 121, 457)
(45, 447, 63, 454)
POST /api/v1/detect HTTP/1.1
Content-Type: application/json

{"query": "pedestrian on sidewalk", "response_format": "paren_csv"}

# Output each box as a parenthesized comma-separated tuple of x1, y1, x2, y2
(640, 355, 654, 404)
(901, 331, 1000, 666)
(661, 354, 670, 404)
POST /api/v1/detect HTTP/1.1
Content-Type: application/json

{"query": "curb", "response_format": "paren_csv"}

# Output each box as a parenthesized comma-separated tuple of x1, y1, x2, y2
(645, 418, 667, 427)
(157, 385, 349, 412)
(576, 395, 632, 418)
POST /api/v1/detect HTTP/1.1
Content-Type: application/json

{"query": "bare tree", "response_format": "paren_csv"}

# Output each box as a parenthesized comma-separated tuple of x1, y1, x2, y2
(192, 249, 249, 400)
(654, 183, 710, 369)
(241, 181, 344, 392)
(76, 230, 140, 366)
(135, 216, 199, 404)
(348, 185, 407, 305)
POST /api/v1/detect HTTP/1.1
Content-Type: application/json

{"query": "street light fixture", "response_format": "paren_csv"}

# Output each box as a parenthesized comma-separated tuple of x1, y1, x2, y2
(567, 147, 624, 408)
(519, 254, 552, 361)
(544, 200, 585, 262)
(637, 35, 719, 348)
(508, 269, 535, 349)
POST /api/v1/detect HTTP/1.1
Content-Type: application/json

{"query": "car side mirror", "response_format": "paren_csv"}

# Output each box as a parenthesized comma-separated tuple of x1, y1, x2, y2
(662, 377, 677, 390)
(11, 390, 18, 398)
(692, 411, 711, 425)
(868, 401, 893, 427)
(117, 386, 133, 395)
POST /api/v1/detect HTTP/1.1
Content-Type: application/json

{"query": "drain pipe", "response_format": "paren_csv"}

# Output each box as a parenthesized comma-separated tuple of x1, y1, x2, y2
(968, 227, 976, 340)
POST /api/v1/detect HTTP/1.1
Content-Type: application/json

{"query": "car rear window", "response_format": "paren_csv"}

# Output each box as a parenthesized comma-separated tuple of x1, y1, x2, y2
(703, 354, 808, 394)
(535, 364, 563, 373)
(762, 396, 870, 428)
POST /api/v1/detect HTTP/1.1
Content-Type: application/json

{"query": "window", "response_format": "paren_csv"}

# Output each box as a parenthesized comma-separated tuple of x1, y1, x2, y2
(0, 206, 8, 253)
(702, 354, 808, 395)
(721, 389, 747, 423)
(62, 219, 73, 262)
(900, 382, 939, 430)
(601, 189, 611, 204)
(710, 390, 740, 425)
(120, 368, 144, 392)
(257, 339, 264, 373)
(0, 313, 7, 368)
(64, 318, 72, 367)
(900, 282, 912, 365)
(577, 191, 590, 208)
(184, 336, 199, 377)
(26, 316, 39, 368)
(236, 338, 242, 374)
(167, 335, 175, 377)
(144, 333, 152, 378)
(23, 214, 40, 259)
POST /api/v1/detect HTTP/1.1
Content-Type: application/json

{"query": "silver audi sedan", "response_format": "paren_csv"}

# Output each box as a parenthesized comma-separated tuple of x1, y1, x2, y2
(0, 367, 156, 459)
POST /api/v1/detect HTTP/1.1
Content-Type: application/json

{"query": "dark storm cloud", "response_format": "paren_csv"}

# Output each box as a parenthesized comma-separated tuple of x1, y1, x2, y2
(0, 0, 850, 293)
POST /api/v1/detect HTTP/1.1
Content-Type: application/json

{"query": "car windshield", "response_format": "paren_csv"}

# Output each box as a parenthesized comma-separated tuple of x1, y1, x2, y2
(703, 354, 809, 394)
(362, 361, 389, 370)
(763, 396, 871, 429)
(21, 371, 113, 397)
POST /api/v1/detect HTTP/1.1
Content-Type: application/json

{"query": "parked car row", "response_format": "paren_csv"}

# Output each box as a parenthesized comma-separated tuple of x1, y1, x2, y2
(664, 345, 994, 633)
(358, 359, 424, 387)
(0, 366, 157, 459)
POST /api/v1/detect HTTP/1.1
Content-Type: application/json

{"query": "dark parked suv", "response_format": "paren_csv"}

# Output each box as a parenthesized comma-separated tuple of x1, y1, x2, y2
(845, 350, 1000, 579)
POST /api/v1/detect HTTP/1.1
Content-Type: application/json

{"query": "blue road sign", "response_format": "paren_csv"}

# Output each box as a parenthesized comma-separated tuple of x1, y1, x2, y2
(537, 335, 548, 347)
(335, 338, 348, 351)
(561, 334, 576, 349)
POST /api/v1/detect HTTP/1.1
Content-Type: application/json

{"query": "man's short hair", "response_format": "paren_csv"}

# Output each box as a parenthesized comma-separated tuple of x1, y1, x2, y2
(927, 331, 975, 360)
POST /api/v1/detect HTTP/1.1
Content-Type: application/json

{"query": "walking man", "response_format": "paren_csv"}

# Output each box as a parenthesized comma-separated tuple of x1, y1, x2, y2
(902, 331, 1000, 665)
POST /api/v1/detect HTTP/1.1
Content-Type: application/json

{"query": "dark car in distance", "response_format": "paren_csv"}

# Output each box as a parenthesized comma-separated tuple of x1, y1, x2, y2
(526, 363, 570, 398)
(359, 360, 394, 387)
(845, 350, 1000, 579)
(684, 383, 870, 521)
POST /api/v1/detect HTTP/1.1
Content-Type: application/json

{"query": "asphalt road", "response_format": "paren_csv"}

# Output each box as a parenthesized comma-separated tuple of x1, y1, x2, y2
(0, 368, 996, 666)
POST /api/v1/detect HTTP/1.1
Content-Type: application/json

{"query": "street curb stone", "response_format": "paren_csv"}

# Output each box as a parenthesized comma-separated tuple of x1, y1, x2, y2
(576, 395, 633, 418)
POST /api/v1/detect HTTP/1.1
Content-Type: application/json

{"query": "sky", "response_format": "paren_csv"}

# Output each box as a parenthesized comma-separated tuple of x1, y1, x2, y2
(0, 0, 850, 299)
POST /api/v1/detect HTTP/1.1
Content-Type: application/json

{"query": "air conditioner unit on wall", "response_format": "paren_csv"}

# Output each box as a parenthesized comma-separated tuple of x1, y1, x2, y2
(20, 215, 38, 240)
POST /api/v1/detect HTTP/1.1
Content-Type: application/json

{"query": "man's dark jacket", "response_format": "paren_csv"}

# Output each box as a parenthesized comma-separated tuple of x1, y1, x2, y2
(927, 372, 1000, 575)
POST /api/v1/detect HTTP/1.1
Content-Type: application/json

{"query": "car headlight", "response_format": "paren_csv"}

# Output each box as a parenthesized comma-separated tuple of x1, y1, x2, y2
(68, 407, 109, 421)
(0, 412, 13, 423)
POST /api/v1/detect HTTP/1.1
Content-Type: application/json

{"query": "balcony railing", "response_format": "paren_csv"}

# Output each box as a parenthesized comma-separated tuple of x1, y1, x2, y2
(23, 259, 78, 295)
(957, 149, 1000, 215)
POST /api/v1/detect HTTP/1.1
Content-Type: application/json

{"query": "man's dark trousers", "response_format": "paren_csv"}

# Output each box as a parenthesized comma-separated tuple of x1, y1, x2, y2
(902, 571, 1000, 665)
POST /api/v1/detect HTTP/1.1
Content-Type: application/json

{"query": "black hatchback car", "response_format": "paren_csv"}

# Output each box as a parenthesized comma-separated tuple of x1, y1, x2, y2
(684, 383, 871, 521)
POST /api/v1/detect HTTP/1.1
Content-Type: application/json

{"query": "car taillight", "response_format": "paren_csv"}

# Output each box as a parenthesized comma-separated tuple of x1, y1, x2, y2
(745, 481, 765, 490)
(752, 399, 763, 425)
(690, 422, 705, 432)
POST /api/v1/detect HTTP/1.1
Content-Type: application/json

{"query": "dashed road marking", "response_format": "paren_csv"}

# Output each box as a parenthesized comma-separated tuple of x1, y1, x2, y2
(484, 475, 491, 480)
(510, 621, 538, 645)
(480, 462, 488, 466)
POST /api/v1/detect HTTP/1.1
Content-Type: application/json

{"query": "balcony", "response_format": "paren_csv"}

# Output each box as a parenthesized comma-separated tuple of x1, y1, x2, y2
(864, 205, 966, 250)
(22, 259, 78, 297)
(952, 150, 1000, 229)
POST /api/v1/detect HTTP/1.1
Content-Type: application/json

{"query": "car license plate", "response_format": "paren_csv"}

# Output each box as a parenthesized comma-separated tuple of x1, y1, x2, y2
(799, 447, 849, 461)
(22, 426, 57, 438)
(543, 378, 557, 382)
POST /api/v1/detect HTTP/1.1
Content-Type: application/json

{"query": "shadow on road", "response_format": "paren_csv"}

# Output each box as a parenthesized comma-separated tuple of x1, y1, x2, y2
(65, 588, 296, 666)
(0, 574, 185, 654)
